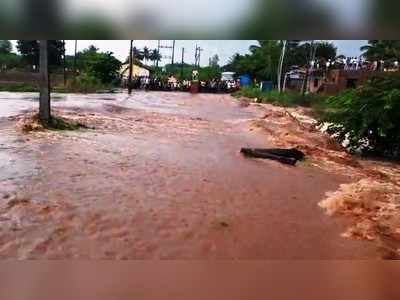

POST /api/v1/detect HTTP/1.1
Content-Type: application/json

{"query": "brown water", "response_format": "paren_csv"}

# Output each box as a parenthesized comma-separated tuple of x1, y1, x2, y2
(0, 91, 377, 259)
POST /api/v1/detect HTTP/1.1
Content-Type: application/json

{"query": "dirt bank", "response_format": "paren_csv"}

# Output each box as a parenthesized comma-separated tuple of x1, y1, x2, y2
(248, 101, 400, 259)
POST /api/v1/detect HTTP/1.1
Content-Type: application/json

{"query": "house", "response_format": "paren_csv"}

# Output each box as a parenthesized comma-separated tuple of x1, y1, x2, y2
(119, 63, 150, 82)
(283, 68, 306, 91)
(314, 69, 388, 95)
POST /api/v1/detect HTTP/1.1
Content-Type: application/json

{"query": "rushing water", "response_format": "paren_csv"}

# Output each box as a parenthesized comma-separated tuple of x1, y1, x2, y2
(0, 91, 377, 259)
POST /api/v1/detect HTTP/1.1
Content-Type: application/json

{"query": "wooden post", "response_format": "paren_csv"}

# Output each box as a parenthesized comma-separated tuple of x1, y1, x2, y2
(39, 40, 51, 123)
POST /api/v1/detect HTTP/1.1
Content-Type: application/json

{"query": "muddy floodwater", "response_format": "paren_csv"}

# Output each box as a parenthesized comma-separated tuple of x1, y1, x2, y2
(0, 91, 379, 259)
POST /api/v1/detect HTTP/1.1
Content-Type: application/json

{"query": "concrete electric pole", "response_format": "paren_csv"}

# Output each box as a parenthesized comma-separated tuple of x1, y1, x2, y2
(39, 40, 51, 123)
(128, 40, 134, 94)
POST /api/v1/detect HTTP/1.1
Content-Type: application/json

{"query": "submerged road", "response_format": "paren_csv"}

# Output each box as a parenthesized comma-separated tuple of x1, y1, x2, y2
(0, 91, 377, 259)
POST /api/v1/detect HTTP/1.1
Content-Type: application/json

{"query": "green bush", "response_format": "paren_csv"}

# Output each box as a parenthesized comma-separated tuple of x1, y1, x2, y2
(322, 73, 400, 156)
(69, 73, 106, 93)
(0, 83, 38, 92)
(234, 86, 262, 99)
(233, 87, 323, 107)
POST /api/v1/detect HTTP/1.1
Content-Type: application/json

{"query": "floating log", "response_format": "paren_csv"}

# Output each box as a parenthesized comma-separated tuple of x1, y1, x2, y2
(249, 148, 305, 161)
(240, 148, 305, 166)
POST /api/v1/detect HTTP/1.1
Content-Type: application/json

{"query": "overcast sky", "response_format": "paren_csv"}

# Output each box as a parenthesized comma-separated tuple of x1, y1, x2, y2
(11, 40, 367, 66)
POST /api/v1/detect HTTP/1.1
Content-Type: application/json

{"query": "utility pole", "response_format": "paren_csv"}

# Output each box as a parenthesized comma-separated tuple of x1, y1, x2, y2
(194, 45, 203, 68)
(171, 40, 176, 65)
(73, 40, 77, 77)
(39, 40, 51, 123)
(158, 40, 175, 67)
(181, 47, 185, 78)
(128, 40, 133, 94)
(156, 40, 160, 68)
(194, 44, 198, 67)
(198, 47, 202, 67)
(302, 40, 315, 96)
(63, 40, 66, 86)
(277, 40, 287, 93)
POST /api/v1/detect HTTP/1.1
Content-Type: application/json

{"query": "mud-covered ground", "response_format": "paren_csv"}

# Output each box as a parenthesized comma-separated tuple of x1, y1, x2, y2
(0, 91, 394, 259)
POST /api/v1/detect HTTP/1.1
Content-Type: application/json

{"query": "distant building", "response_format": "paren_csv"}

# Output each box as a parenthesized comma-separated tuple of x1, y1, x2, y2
(284, 67, 398, 95)
(221, 72, 235, 81)
(310, 70, 389, 95)
(119, 63, 150, 81)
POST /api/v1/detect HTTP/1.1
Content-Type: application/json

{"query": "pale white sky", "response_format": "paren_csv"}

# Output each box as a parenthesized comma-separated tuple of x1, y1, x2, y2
(11, 40, 366, 66)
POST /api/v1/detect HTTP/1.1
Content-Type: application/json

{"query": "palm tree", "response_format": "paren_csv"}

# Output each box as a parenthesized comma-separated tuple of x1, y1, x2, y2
(132, 47, 144, 61)
(39, 40, 51, 123)
(150, 49, 162, 66)
(361, 40, 400, 62)
(143, 47, 150, 64)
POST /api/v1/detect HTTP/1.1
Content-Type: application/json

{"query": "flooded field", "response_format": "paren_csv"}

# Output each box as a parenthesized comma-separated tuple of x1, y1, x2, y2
(0, 91, 385, 259)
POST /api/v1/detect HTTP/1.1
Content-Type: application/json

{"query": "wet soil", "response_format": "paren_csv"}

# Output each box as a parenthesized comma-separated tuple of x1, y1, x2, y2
(0, 91, 378, 259)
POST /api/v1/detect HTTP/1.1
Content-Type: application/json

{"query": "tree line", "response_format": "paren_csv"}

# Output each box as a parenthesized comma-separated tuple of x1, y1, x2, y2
(224, 40, 400, 84)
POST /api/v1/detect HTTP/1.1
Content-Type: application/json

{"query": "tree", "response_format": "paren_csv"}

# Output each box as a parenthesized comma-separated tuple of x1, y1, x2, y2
(164, 63, 195, 81)
(88, 52, 121, 84)
(143, 47, 150, 64)
(0, 53, 21, 70)
(361, 40, 400, 63)
(71, 46, 121, 84)
(132, 47, 144, 61)
(223, 41, 282, 83)
(323, 73, 400, 156)
(39, 40, 51, 123)
(0, 40, 12, 54)
(199, 66, 221, 81)
(284, 41, 337, 68)
(75, 45, 100, 71)
(149, 49, 162, 66)
(0, 41, 21, 70)
(315, 41, 337, 62)
(209, 54, 220, 68)
(16, 40, 64, 69)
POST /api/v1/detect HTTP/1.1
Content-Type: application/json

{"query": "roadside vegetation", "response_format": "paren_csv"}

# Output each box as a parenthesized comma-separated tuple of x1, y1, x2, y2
(235, 72, 400, 158)
(233, 87, 324, 108)
(0, 40, 121, 94)
(322, 73, 400, 157)
(0, 83, 38, 92)
(231, 40, 400, 159)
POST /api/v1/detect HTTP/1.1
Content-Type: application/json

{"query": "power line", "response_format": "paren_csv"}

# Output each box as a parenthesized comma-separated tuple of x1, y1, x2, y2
(157, 40, 176, 66)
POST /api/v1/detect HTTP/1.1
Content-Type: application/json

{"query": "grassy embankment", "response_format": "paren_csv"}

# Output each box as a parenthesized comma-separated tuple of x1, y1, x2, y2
(234, 73, 400, 158)
(0, 73, 117, 93)
(233, 86, 327, 116)
(0, 82, 116, 94)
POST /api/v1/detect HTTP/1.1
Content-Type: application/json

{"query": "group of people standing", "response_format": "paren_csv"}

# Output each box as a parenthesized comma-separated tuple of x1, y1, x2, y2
(311, 56, 400, 72)
(127, 76, 240, 93)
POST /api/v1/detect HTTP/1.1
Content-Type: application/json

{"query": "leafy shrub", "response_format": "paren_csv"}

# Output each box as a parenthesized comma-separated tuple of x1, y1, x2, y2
(69, 73, 106, 93)
(0, 83, 38, 92)
(234, 87, 323, 107)
(87, 52, 121, 84)
(234, 86, 262, 99)
(322, 73, 400, 157)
